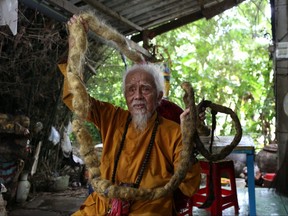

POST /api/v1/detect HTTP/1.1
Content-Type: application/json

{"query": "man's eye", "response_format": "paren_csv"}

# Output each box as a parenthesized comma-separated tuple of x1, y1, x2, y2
(127, 87, 136, 94)
(141, 86, 152, 94)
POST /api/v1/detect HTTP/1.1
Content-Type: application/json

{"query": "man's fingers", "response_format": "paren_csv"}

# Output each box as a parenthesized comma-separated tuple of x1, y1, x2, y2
(68, 15, 89, 32)
(198, 110, 206, 121)
(180, 108, 190, 122)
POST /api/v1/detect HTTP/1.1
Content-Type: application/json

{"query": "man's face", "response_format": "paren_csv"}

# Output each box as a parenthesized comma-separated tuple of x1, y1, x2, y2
(124, 69, 162, 117)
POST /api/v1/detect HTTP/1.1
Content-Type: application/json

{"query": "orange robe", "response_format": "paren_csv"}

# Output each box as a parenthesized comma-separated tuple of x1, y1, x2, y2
(58, 64, 201, 216)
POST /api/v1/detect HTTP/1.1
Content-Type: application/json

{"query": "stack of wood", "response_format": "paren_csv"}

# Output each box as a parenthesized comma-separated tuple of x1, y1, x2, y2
(0, 113, 30, 160)
(0, 113, 31, 201)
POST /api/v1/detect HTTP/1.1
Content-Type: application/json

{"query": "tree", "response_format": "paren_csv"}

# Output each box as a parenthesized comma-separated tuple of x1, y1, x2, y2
(87, 0, 273, 149)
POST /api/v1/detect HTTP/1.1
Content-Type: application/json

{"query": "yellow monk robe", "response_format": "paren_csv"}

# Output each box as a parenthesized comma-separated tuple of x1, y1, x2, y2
(58, 64, 201, 216)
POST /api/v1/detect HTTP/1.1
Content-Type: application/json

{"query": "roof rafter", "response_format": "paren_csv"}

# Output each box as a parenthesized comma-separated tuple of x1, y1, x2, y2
(20, 0, 152, 59)
(82, 0, 144, 31)
(131, 11, 204, 42)
(130, 0, 246, 42)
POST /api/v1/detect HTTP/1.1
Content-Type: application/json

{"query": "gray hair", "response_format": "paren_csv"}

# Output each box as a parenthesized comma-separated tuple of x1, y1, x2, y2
(122, 63, 165, 97)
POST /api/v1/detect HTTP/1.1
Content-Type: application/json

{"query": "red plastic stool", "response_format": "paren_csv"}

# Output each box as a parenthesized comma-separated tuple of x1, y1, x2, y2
(192, 160, 239, 216)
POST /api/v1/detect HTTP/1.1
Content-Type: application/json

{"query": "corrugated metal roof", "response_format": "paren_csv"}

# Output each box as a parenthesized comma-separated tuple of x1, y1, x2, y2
(20, 0, 246, 41)
(18, 0, 246, 59)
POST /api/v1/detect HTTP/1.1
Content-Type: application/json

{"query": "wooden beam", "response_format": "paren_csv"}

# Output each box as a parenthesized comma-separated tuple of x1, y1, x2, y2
(130, 11, 204, 42)
(202, 0, 245, 19)
(45, 0, 152, 59)
(130, 0, 246, 42)
(82, 0, 144, 32)
(46, 0, 79, 14)
(20, 0, 68, 22)
(126, 39, 153, 60)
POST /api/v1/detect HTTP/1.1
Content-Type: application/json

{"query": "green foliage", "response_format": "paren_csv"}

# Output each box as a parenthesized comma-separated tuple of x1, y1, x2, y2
(84, 121, 102, 143)
(85, 0, 274, 146)
(87, 48, 131, 109)
(152, 0, 274, 145)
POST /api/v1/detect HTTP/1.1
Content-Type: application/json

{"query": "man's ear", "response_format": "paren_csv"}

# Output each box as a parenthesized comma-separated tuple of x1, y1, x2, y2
(158, 91, 164, 101)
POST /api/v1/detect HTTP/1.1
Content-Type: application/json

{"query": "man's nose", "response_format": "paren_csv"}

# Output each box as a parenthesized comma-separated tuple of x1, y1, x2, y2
(134, 87, 144, 98)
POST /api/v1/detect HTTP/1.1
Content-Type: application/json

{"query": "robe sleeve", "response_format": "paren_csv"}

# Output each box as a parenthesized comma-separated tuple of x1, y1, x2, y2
(58, 63, 73, 110)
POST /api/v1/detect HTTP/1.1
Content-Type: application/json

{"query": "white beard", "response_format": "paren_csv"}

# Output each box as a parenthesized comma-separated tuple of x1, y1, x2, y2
(132, 112, 151, 132)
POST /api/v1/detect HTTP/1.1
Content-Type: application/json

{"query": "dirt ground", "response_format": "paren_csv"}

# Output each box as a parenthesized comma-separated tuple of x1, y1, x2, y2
(6, 186, 88, 216)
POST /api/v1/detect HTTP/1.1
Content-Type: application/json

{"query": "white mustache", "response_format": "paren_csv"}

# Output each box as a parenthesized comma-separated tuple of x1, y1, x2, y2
(132, 100, 146, 106)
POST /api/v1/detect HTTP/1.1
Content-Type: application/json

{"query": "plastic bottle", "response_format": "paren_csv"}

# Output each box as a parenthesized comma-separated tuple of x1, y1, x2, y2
(16, 172, 31, 203)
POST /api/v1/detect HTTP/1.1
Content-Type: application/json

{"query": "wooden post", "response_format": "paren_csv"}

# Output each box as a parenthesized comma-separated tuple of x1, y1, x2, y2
(272, 0, 288, 195)
(274, 0, 288, 165)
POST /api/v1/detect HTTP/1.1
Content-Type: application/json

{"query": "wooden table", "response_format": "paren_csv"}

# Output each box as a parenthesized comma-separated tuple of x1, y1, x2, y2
(209, 135, 256, 216)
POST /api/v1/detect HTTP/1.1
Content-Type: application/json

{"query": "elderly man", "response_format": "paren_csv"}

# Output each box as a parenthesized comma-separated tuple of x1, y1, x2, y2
(59, 62, 201, 216)
(59, 16, 201, 216)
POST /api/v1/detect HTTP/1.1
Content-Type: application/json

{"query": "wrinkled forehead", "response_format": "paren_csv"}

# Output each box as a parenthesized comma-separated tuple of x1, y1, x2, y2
(125, 69, 156, 86)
